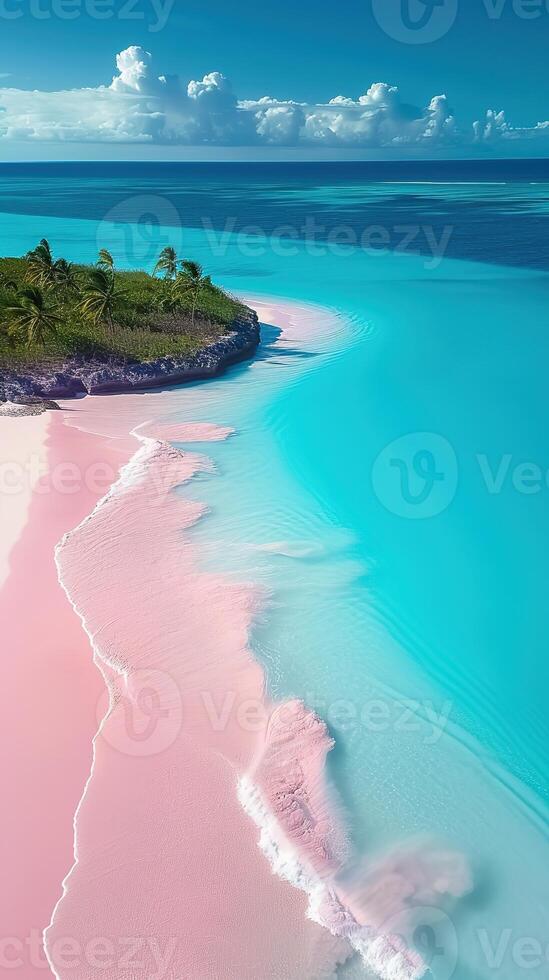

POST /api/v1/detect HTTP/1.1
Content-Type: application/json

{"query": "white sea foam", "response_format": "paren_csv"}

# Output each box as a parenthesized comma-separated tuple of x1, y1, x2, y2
(237, 694, 473, 980)
(238, 774, 429, 980)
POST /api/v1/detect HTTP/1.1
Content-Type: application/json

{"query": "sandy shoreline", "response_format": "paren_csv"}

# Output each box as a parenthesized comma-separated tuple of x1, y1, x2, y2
(1, 298, 351, 979)
(0, 410, 117, 975)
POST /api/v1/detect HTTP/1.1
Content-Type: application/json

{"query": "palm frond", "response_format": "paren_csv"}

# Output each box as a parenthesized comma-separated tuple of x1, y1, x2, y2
(97, 248, 114, 270)
(154, 246, 178, 279)
(5, 285, 60, 348)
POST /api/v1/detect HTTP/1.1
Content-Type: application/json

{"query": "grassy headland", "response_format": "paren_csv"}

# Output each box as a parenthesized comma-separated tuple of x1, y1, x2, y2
(0, 242, 244, 367)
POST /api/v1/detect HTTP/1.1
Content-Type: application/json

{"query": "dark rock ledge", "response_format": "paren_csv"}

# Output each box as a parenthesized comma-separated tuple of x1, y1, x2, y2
(0, 306, 260, 407)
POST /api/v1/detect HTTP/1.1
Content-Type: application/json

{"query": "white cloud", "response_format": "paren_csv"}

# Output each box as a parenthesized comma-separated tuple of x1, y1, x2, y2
(111, 45, 154, 93)
(473, 109, 549, 146)
(255, 103, 305, 145)
(0, 45, 547, 153)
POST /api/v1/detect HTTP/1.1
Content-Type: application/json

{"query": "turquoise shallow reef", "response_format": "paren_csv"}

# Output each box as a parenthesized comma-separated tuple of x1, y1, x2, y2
(1, 161, 548, 978)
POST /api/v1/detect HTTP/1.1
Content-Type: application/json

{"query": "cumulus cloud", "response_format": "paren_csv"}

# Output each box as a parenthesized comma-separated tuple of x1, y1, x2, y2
(0, 45, 547, 153)
(473, 108, 549, 145)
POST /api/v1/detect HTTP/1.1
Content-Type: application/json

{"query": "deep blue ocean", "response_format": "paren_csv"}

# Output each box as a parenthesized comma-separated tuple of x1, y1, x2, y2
(1, 160, 547, 979)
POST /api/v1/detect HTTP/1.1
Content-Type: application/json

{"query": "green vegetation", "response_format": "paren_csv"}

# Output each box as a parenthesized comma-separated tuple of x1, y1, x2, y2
(0, 241, 243, 366)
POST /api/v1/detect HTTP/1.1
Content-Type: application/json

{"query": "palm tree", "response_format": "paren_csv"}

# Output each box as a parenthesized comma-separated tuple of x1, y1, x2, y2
(78, 267, 123, 334)
(26, 239, 57, 288)
(174, 260, 211, 328)
(154, 246, 178, 280)
(97, 249, 114, 271)
(54, 258, 80, 295)
(6, 286, 60, 348)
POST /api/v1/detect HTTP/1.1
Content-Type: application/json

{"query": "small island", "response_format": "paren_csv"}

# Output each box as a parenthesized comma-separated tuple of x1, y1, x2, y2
(0, 240, 259, 408)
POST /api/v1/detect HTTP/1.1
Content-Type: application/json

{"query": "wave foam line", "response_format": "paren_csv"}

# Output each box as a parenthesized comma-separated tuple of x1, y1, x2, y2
(43, 415, 349, 980)
(238, 699, 473, 980)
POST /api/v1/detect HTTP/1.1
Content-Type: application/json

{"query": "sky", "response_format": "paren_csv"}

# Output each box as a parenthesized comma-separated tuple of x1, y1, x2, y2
(0, 0, 548, 159)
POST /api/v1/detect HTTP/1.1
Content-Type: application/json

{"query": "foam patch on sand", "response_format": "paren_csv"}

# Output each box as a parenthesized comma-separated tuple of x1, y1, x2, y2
(238, 699, 473, 980)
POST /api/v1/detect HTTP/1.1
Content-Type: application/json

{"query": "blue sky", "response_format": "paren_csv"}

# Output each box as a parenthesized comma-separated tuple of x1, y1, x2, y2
(0, 0, 548, 158)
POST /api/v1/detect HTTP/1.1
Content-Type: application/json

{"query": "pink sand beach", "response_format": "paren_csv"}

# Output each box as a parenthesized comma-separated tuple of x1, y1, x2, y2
(0, 410, 117, 976)
(0, 299, 349, 980)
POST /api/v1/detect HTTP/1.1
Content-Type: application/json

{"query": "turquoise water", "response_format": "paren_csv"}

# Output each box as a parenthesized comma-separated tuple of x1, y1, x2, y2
(1, 163, 548, 979)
